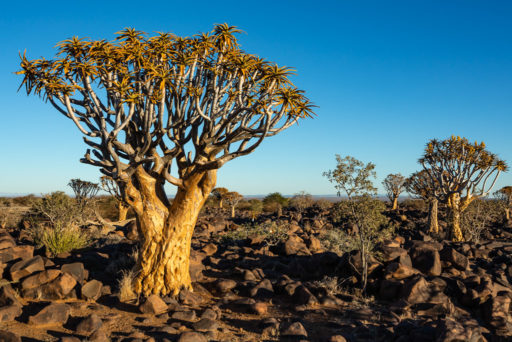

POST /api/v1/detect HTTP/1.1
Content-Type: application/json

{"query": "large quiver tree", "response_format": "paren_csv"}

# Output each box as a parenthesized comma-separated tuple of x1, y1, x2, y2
(17, 24, 314, 296)
(419, 136, 507, 242)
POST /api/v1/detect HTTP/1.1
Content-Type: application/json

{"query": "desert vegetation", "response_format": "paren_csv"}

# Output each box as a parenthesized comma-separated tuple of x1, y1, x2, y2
(0, 22, 508, 342)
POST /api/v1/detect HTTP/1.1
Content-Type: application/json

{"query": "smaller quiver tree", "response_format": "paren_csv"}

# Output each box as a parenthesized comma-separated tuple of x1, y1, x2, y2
(404, 170, 442, 234)
(224, 191, 243, 218)
(100, 175, 129, 221)
(419, 136, 508, 242)
(382, 173, 405, 210)
(494, 186, 512, 223)
(247, 199, 263, 222)
(68, 178, 99, 224)
(211, 187, 229, 209)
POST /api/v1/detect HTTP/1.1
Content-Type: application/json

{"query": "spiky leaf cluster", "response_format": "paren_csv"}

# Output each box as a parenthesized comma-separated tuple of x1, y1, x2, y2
(404, 170, 441, 200)
(18, 24, 314, 187)
(419, 136, 508, 200)
(382, 173, 405, 202)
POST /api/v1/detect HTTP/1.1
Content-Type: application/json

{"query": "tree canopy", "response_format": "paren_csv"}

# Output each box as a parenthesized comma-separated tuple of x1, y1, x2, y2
(17, 24, 314, 188)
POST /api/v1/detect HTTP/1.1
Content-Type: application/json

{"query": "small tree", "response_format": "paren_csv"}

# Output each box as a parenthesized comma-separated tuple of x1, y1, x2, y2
(263, 192, 288, 216)
(419, 136, 507, 242)
(68, 179, 99, 224)
(382, 173, 405, 210)
(404, 170, 441, 234)
(211, 188, 229, 209)
(68, 179, 99, 208)
(224, 191, 243, 218)
(18, 25, 314, 296)
(247, 199, 263, 222)
(288, 191, 314, 213)
(494, 186, 512, 222)
(324, 155, 392, 292)
(100, 176, 129, 221)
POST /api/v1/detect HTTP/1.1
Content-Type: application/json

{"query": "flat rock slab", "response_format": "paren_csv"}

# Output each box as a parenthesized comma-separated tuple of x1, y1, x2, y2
(0, 330, 21, 342)
(0, 246, 33, 263)
(81, 280, 103, 301)
(75, 313, 103, 336)
(10, 255, 45, 281)
(178, 332, 207, 342)
(28, 303, 70, 326)
(62, 262, 86, 284)
(139, 294, 167, 315)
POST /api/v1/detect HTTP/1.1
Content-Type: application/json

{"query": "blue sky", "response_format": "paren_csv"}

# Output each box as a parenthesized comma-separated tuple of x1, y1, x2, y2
(0, 0, 511, 196)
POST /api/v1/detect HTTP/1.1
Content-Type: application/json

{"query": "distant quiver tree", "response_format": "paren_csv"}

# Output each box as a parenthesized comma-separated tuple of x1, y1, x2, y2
(419, 136, 507, 242)
(17, 24, 314, 296)
(382, 173, 405, 210)
(404, 170, 442, 234)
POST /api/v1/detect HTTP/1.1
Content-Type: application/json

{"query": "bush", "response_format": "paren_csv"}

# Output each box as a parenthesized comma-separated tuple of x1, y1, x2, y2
(318, 228, 354, 255)
(313, 199, 334, 211)
(28, 191, 90, 256)
(31, 225, 89, 256)
(30, 192, 82, 227)
(263, 193, 288, 214)
(288, 191, 314, 212)
(461, 199, 503, 242)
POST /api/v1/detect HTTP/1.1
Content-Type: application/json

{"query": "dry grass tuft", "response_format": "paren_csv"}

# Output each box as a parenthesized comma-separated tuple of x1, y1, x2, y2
(117, 269, 137, 303)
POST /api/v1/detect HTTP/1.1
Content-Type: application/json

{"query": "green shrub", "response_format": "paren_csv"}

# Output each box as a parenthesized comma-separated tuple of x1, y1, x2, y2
(31, 224, 89, 256)
(461, 198, 503, 242)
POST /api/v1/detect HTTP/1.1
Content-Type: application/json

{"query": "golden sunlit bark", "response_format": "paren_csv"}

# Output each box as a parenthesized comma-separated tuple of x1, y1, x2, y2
(118, 202, 129, 221)
(428, 198, 439, 234)
(123, 167, 217, 296)
(447, 193, 472, 242)
(391, 197, 398, 210)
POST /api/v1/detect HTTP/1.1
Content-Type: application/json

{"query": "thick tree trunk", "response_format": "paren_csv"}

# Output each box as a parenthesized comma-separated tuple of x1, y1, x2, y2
(428, 198, 439, 234)
(505, 208, 510, 222)
(219, 199, 223, 209)
(123, 167, 216, 297)
(231, 205, 235, 218)
(448, 193, 464, 242)
(118, 202, 129, 221)
(391, 197, 398, 210)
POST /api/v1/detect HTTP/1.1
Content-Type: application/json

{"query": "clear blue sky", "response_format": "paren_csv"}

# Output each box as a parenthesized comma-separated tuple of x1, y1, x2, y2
(0, 0, 511, 196)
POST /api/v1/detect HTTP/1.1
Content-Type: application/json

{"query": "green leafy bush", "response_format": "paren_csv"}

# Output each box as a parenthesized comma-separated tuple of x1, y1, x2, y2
(28, 191, 90, 255)
(32, 224, 89, 256)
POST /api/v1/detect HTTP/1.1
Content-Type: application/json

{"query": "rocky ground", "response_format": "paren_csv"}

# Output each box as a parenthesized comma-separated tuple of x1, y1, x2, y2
(0, 205, 511, 341)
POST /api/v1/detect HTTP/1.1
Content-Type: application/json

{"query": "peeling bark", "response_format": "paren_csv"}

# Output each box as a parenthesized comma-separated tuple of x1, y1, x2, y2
(391, 197, 398, 211)
(118, 202, 129, 221)
(123, 167, 217, 297)
(447, 193, 464, 242)
(428, 198, 439, 234)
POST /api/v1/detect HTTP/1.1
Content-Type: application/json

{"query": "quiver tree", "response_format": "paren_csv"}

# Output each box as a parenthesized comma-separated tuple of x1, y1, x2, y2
(100, 175, 130, 221)
(68, 178, 99, 209)
(382, 173, 405, 210)
(17, 24, 314, 296)
(211, 187, 229, 209)
(494, 186, 512, 222)
(419, 136, 508, 242)
(224, 191, 243, 218)
(404, 170, 441, 234)
(68, 178, 99, 223)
